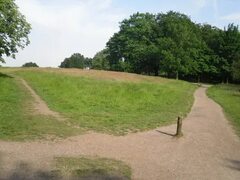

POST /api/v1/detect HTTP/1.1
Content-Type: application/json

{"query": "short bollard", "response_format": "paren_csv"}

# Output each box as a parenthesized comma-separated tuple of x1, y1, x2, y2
(176, 116, 183, 137)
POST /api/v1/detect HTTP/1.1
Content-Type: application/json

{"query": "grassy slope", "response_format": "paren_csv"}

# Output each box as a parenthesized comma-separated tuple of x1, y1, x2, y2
(0, 72, 81, 141)
(54, 156, 131, 179)
(16, 69, 196, 135)
(208, 84, 240, 136)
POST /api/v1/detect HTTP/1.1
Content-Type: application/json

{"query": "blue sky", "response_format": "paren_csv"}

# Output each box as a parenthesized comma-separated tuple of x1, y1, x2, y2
(4, 0, 240, 67)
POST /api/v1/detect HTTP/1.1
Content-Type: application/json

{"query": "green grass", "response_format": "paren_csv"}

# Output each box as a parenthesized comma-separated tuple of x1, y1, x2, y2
(0, 72, 81, 141)
(53, 156, 131, 179)
(208, 84, 240, 136)
(16, 70, 196, 135)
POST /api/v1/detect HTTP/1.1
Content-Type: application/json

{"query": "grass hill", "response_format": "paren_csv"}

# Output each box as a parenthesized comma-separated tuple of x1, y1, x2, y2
(0, 68, 196, 139)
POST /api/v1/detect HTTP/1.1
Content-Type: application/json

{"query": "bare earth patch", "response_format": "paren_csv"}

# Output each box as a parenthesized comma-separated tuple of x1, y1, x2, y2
(0, 87, 240, 179)
(19, 77, 66, 122)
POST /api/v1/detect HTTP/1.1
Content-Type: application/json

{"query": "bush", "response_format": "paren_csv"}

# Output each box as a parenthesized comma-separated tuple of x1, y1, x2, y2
(22, 62, 39, 67)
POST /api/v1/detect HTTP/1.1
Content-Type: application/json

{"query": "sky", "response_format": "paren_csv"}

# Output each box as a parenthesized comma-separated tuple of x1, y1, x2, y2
(4, 0, 240, 67)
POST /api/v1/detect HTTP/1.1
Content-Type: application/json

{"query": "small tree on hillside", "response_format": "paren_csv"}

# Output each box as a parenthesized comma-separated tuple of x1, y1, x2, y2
(59, 53, 92, 69)
(22, 62, 39, 67)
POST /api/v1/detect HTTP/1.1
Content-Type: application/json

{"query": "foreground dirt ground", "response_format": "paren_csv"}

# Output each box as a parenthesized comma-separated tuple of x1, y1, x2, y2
(0, 86, 240, 180)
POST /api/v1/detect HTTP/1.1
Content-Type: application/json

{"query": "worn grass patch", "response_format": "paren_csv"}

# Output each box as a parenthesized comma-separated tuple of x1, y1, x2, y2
(53, 156, 131, 180)
(0, 72, 82, 141)
(207, 84, 240, 136)
(16, 69, 196, 135)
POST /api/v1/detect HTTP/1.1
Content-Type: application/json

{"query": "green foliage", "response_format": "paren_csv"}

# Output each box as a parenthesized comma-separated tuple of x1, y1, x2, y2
(157, 11, 204, 79)
(17, 70, 196, 135)
(22, 62, 39, 67)
(0, 0, 31, 62)
(208, 84, 240, 136)
(0, 72, 82, 141)
(218, 24, 240, 82)
(92, 49, 110, 70)
(106, 11, 240, 83)
(107, 12, 160, 74)
(233, 59, 240, 81)
(54, 156, 131, 179)
(106, 11, 206, 78)
(199, 24, 223, 81)
(59, 53, 92, 69)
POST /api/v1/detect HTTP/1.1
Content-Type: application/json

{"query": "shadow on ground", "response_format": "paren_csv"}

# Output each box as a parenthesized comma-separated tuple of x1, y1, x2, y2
(0, 73, 13, 78)
(156, 130, 175, 137)
(225, 159, 240, 171)
(0, 162, 128, 180)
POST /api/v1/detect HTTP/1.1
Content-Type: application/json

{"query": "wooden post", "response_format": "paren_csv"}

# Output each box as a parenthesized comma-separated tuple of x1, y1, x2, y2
(176, 116, 183, 137)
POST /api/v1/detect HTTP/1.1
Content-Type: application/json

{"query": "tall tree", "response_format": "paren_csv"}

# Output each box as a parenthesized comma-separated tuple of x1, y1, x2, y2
(107, 12, 160, 75)
(233, 58, 240, 81)
(0, 0, 31, 62)
(157, 11, 204, 79)
(199, 24, 222, 82)
(220, 24, 240, 83)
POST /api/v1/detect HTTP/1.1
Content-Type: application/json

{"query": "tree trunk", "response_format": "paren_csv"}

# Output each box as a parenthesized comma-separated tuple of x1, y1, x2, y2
(222, 77, 224, 84)
(176, 71, 179, 80)
(226, 77, 229, 84)
(197, 75, 200, 83)
(154, 69, 159, 76)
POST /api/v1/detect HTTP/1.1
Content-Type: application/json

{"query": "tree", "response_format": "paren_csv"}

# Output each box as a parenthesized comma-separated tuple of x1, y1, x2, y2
(233, 58, 240, 81)
(219, 24, 240, 83)
(107, 11, 207, 78)
(198, 24, 222, 82)
(22, 62, 38, 67)
(92, 49, 110, 70)
(0, 0, 31, 62)
(107, 12, 160, 75)
(157, 11, 204, 79)
(59, 53, 92, 69)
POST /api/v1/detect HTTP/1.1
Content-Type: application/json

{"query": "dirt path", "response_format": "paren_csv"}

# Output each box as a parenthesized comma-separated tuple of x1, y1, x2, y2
(0, 87, 240, 180)
(19, 78, 66, 121)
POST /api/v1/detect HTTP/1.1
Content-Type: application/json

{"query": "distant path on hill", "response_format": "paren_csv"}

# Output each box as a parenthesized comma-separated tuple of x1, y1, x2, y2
(0, 86, 240, 180)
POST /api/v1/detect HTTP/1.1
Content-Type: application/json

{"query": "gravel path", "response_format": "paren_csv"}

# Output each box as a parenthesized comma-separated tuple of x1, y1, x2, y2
(0, 87, 240, 180)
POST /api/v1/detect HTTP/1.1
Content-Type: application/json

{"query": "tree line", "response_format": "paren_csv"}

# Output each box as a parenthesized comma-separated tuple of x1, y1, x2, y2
(1, 1, 239, 83)
(60, 11, 240, 83)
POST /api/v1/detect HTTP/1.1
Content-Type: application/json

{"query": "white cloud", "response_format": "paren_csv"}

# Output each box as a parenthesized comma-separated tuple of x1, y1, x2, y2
(221, 13, 240, 21)
(213, 0, 219, 18)
(194, 0, 207, 8)
(5, 0, 126, 67)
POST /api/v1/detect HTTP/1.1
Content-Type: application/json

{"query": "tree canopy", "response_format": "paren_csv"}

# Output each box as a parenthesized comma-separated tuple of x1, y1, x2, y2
(22, 62, 38, 67)
(233, 59, 240, 81)
(0, 0, 31, 62)
(105, 11, 240, 83)
(59, 11, 240, 83)
(92, 49, 110, 70)
(59, 53, 92, 69)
